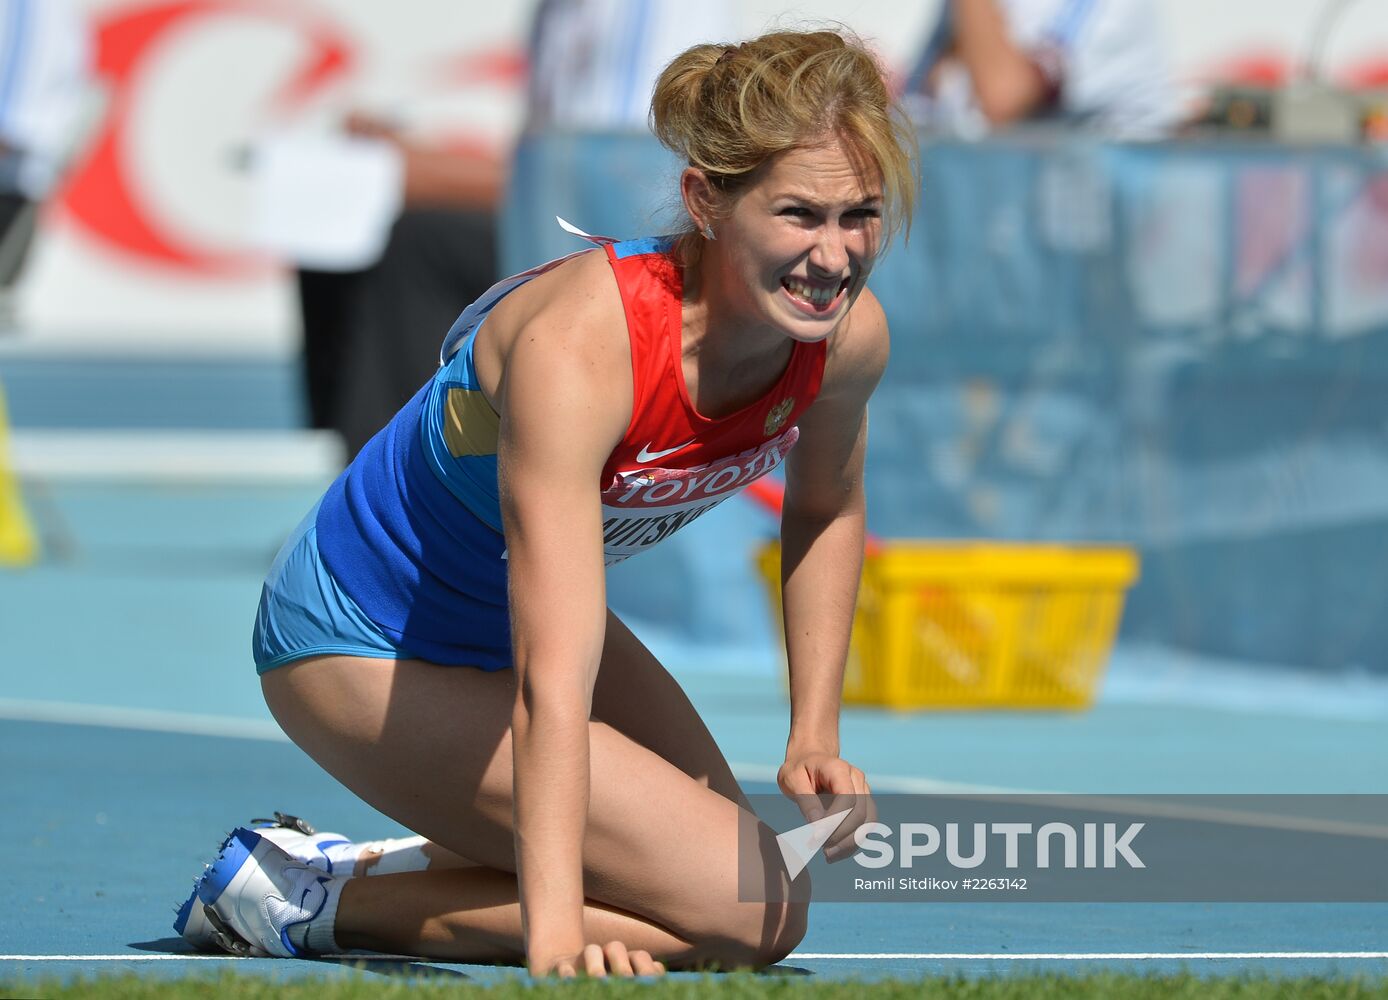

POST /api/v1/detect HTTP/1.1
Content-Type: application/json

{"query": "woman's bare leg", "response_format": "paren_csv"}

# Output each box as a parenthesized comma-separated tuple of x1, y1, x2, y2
(333, 868, 690, 964)
(260, 620, 804, 968)
(344, 612, 745, 878)
(588, 613, 751, 810)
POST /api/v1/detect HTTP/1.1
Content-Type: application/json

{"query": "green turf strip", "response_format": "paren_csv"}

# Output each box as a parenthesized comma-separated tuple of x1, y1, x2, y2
(7, 974, 1388, 999)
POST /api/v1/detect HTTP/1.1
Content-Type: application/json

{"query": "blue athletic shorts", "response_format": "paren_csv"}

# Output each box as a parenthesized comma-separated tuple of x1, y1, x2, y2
(252, 500, 410, 673)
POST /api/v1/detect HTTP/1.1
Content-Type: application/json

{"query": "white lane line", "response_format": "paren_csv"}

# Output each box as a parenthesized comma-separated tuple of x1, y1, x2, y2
(727, 762, 1016, 795)
(0, 956, 237, 962)
(789, 952, 1388, 961)
(0, 700, 289, 742)
(9, 429, 343, 484)
(0, 955, 418, 962)
(2, 952, 1386, 963)
(728, 763, 1388, 838)
(0, 705, 1009, 793)
(4, 704, 1384, 838)
(0, 707, 1011, 795)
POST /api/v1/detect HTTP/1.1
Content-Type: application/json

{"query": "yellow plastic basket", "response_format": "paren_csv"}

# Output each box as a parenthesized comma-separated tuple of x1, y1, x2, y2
(756, 541, 1140, 710)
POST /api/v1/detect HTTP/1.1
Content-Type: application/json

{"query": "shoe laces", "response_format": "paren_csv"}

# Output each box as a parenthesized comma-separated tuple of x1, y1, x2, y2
(250, 811, 316, 835)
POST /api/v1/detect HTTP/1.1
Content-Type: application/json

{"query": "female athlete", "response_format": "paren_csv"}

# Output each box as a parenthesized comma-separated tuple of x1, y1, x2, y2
(186, 28, 916, 977)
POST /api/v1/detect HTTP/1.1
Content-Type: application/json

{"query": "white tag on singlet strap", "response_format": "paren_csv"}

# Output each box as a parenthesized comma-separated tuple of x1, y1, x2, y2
(556, 216, 618, 246)
(438, 217, 616, 363)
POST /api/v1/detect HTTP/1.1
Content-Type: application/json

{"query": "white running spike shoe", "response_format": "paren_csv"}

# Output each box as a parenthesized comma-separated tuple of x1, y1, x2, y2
(174, 813, 349, 953)
(192, 825, 341, 958)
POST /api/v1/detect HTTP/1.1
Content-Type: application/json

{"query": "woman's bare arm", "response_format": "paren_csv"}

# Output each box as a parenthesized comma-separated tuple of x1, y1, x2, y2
(495, 257, 632, 974)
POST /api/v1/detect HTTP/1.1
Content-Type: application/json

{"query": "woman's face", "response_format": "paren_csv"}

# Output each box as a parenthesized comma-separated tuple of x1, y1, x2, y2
(706, 136, 884, 344)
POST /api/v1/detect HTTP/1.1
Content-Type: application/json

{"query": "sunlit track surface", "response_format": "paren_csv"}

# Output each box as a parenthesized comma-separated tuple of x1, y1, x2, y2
(2, 449, 1386, 987)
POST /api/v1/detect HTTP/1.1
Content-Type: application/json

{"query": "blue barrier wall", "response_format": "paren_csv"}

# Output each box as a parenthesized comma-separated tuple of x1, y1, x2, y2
(502, 134, 1388, 674)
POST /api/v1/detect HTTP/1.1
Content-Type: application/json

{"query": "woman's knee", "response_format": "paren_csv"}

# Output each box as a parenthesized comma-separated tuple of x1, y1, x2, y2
(681, 825, 810, 969)
(686, 896, 809, 970)
(759, 896, 809, 966)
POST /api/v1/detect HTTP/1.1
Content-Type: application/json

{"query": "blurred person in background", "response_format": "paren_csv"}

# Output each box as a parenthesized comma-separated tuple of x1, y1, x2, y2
(902, 0, 1180, 139)
(295, 118, 504, 460)
(0, 0, 90, 317)
(302, 0, 735, 460)
(0, 0, 86, 565)
(526, 0, 733, 130)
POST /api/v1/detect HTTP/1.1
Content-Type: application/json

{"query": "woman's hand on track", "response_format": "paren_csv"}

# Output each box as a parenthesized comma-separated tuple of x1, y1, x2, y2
(778, 753, 877, 862)
(535, 942, 666, 978)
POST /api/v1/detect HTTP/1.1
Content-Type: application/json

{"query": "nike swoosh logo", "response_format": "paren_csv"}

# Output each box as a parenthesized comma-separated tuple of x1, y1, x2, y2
(298, 876, 330, 909)
(636, 440, 695, 464)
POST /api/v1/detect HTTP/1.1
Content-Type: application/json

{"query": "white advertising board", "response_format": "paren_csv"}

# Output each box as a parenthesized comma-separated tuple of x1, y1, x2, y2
(13, 0, 1387, 354)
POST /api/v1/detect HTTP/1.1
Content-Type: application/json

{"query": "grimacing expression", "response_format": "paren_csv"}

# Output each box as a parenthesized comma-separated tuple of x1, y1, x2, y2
(715, 137, 884, 343)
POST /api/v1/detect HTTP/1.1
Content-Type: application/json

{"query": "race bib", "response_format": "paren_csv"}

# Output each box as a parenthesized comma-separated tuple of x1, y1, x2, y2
(600, 428, 798, 564)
